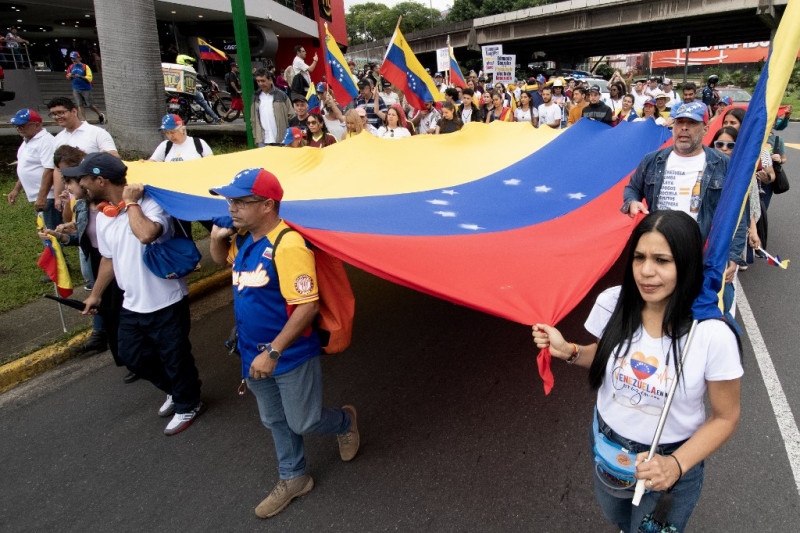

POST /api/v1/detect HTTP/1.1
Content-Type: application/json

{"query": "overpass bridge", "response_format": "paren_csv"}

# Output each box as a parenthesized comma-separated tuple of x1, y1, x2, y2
(347, 0, 790, 68)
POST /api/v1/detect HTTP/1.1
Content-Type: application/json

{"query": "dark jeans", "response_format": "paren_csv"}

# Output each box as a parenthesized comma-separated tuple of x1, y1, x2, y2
(117, 298, 201, 413)
(40, 199, 63, 230)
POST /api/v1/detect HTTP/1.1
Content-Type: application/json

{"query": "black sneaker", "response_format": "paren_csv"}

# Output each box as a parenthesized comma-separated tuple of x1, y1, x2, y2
(78, 330, 107, 353)
(98, 113, 106, 124)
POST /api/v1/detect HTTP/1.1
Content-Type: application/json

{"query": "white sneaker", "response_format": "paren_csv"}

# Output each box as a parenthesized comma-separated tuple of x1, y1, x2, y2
(158, 394, 175, 417)
(164, 402, 206, 436)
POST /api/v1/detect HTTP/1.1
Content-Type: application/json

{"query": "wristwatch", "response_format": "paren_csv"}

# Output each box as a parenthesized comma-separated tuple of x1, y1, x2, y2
(257, 342, 281, 361)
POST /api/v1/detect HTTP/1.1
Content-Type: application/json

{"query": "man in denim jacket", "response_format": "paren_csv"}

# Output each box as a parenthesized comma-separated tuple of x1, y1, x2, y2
(621, 101, 747, 329)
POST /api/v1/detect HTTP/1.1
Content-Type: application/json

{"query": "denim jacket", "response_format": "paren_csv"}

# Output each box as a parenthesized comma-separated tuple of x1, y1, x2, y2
(622, 145, 747, 265)
(65, 199, 90, 256)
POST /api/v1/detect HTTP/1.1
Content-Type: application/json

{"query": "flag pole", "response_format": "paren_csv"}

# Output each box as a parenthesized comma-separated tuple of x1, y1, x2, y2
(53, 282, 67, 333)
(632, 320, 699, 505)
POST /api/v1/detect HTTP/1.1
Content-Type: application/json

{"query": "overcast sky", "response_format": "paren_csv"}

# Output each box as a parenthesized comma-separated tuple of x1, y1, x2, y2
(343, 0, 453, 13)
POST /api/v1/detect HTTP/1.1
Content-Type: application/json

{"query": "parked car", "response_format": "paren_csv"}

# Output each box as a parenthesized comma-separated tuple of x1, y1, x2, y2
(718, 86, 752, 106)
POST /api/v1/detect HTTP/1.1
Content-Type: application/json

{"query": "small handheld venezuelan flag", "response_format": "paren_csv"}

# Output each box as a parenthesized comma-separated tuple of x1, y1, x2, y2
(757, 247, 790, 269)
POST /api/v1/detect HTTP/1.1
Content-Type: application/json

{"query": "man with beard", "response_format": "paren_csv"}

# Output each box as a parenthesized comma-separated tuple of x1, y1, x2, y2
(69, 152, 205, 436)
(581, 85, 613, 125)
(622, 101, 746, 326)
(537, 86, 562, 129)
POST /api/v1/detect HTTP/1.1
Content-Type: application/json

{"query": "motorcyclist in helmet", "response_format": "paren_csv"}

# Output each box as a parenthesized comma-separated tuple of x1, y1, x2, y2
(174, 54, 221, 124)
(702, 74, 720, 111)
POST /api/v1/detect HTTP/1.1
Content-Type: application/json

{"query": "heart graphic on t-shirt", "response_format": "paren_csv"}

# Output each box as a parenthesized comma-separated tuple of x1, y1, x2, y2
(630, 352, 658, 380)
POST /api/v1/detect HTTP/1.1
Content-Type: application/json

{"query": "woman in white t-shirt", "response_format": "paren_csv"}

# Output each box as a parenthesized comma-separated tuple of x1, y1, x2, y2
(532, 210, 742, 532)
(513, 91, 538, 127)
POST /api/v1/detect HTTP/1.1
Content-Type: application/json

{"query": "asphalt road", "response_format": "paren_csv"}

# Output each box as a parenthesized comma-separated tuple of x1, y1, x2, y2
(1, 124, 799, 532)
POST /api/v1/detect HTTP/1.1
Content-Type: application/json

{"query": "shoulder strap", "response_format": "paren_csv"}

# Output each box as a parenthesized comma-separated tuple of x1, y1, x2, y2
(164, 140, 173, 159)
(193, 137, 204, 156)
(271, 227, 295, 258)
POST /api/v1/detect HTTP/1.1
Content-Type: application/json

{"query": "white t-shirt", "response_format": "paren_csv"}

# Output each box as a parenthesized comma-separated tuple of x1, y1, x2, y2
(585, 286, 742, 444)
(604, 96, 623, 115)
(632, 90, 650, 112)
(514, 107, 537, 123)
(292, 55, 311, 87)
(53, 121, 117, 154)
(257, 92, 278, 144)
(149, 136, 212, 162)
(17, 129, 55, 201)
(460, 107, 474, 124)
(537, 103, 561, 128)
(97, 195, 188, 313)
(657, 151, 706, 218)
(376, 126, 411, 139)
(379, 90, 399, 108)
(415, 109, 440, 134)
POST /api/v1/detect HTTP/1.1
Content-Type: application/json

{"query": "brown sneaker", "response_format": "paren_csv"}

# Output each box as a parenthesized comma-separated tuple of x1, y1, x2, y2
(338, 405, 360, 461)
(254, 475, 314, 518)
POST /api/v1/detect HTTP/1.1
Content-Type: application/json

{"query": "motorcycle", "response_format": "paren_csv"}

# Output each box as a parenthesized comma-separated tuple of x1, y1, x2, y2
(201, 79, 240, 123)
(165, 90, 214, 124)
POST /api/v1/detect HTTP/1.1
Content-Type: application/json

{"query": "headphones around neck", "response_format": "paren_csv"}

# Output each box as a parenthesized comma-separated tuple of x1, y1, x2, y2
(97, 200, 127, 217)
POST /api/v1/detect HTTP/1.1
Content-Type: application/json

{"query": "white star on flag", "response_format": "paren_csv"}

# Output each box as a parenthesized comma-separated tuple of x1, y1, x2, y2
(459, 224, 484, 231)
(441, 189, 458, 195)
(535, 185, 552, 193)
(503, 179, 521, 185)
(568, 192, 587, 199)
(434, 211, 457, 217)
(427, 199, 449, 205)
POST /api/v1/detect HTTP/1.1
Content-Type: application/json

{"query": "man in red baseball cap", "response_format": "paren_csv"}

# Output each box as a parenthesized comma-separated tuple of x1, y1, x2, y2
(208, 168, 360, 519)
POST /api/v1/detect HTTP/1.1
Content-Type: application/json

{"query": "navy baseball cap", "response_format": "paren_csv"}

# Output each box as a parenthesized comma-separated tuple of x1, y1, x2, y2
(209, 168, 284, 201)
(672, 101, 709, 124)
(61, 152, 128, 179)
(9, 108, 42, 125)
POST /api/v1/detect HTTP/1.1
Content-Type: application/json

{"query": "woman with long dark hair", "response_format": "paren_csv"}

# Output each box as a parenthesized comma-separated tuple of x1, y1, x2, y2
(533, 210, 742, 532)
(305, 112, 337, 147)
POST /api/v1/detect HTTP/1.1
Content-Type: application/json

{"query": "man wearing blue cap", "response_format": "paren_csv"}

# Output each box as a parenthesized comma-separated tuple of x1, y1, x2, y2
(208, 168, 359, 519)
(67, 51, 105, 124)
(6, 108, 60, 229)
(622, 101, 747, 326)
(65, 152, 205, 436)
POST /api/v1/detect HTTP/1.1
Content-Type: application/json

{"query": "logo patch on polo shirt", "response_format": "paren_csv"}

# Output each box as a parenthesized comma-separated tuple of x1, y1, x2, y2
(294, 274, 314, 295)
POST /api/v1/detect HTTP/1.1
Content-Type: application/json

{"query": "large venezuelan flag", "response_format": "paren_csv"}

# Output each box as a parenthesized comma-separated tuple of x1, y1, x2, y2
(324, 25, 359, 106)
(380, 26, 444, 110)
(135, 121, 670, 387)
(693, 0, 800, 321)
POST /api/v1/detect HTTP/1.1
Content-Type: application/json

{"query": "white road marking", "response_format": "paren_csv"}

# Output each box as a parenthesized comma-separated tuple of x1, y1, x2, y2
(736, 278, 800, 498)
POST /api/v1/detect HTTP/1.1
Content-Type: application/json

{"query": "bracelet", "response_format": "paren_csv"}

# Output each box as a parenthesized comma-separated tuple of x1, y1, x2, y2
(566, 343, 581, 364)
(669, 454, 683, 481)
(125, 202, 140, 209)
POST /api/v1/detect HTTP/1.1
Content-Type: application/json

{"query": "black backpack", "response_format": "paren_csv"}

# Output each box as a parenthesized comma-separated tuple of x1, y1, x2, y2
(164, 137, 204, 160)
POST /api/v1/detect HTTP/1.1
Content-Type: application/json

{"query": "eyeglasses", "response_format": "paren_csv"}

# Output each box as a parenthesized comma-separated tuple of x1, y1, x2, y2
(226, 198, 266, 209)
(48, 110, 69, 118)
(714, 141, 736, 150)
(306, 120, 318, 125)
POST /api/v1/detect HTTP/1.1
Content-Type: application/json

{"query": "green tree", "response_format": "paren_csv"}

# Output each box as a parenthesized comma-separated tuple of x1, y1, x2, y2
(447, 0, 482, 22)
(346, 3, 390, 45)
(347, 2, 443, 44)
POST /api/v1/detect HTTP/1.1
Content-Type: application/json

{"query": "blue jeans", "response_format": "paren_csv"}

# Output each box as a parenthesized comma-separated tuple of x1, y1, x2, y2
(194, 89, 219, 120)
(40, 199, 63, 230)
(247, 356, 351, 480)
(591, 413, 704, 532)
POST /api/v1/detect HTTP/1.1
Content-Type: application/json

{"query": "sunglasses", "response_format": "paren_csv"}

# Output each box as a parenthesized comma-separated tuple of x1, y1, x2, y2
(714, 141, 735, 150)
(307, 120, 319, 125)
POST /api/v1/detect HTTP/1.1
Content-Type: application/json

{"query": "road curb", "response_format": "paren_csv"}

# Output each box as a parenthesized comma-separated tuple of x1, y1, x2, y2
(0, 268, 231, 395)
